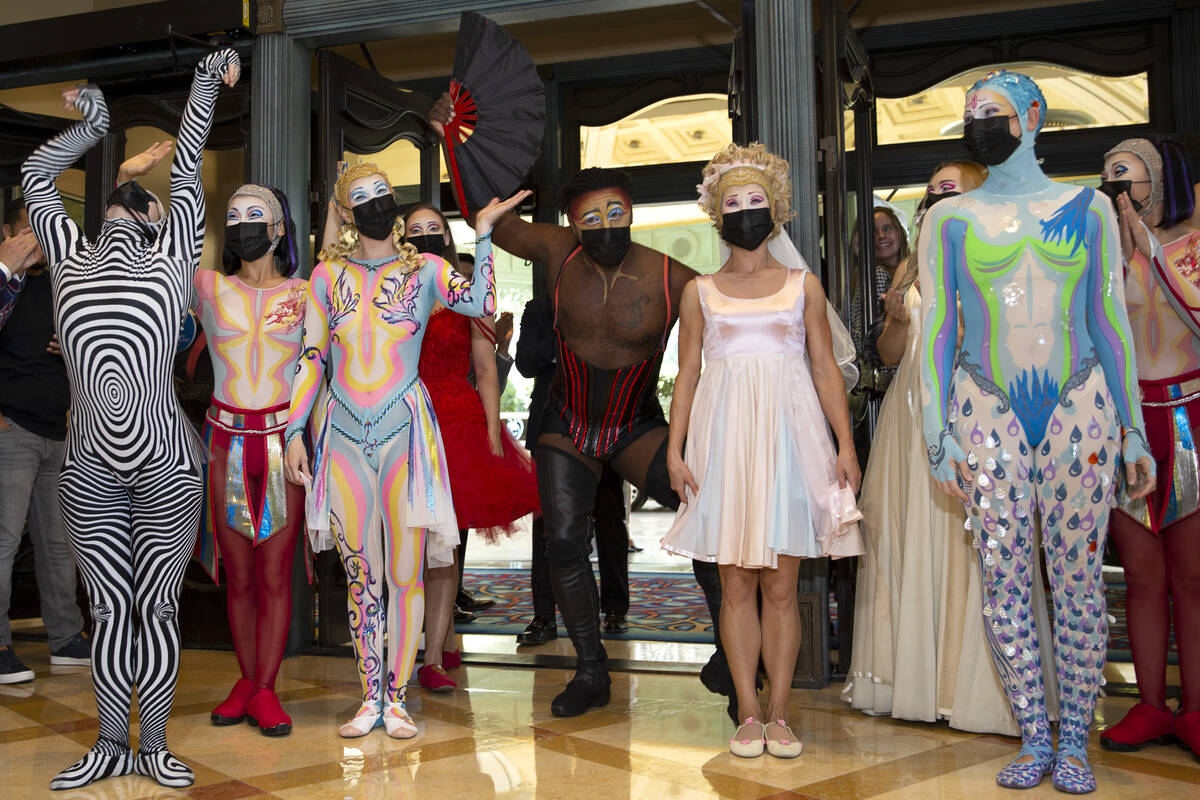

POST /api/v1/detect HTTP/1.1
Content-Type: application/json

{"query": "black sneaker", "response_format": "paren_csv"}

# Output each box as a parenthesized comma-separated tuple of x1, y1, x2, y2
(515, 616, 557, 646)
(51, 633, 91, 666)
(0, 645, 35, 684)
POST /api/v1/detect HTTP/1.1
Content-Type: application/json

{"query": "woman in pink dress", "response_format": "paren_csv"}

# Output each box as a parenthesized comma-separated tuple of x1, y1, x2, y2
(662, 143, 863, 759)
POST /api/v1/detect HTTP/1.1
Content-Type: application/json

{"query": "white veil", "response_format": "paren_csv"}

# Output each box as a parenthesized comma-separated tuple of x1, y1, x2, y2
(717, 231, 859, 391)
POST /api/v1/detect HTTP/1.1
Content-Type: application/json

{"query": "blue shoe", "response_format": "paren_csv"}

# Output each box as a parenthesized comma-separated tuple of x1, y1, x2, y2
(1052, 747, 1096, 794)
(50, 633, 91, 666)
(996, 741, 1054, 789)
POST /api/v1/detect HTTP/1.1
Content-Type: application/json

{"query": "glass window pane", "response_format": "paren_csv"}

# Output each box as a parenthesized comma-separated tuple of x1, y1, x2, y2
(345, 138, 422, 206)
(876, 62, 1149, 146)
(581, 94, 732, 169)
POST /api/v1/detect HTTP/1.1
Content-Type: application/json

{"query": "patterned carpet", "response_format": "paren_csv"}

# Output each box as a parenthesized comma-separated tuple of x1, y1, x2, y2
(457, 569, 714, 643)
(459, 570, 1172, 662)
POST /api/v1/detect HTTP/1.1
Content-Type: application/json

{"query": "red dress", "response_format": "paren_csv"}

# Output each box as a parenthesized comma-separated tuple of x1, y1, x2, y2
(418, 309, 539, 535)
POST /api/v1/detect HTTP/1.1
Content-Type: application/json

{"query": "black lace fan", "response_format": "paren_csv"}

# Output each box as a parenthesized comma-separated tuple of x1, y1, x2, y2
(443, 11, 545, 216)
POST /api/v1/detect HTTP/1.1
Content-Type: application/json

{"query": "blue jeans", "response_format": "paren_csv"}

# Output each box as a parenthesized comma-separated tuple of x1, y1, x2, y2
(0, 418, 83, 649)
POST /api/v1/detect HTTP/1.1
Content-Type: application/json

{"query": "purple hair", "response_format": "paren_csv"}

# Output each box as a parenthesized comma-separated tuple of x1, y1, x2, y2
(1157, 139, 1195, 229)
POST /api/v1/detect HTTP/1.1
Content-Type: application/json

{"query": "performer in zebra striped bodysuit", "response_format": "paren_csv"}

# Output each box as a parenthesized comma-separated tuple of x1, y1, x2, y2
(21, 49, 240, 791)
(283, 162, 527, 739)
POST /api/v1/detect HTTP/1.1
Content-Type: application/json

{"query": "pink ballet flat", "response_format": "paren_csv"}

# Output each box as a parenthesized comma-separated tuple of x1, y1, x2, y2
(729, 717, 765, 758)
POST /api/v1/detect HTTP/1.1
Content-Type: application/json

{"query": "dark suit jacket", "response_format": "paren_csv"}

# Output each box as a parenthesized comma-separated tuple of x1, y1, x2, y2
(515, 293, 556, 446)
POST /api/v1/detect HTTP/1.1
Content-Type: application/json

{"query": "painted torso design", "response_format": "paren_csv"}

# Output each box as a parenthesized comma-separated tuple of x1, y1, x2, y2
(1125, 231, 1200, 380)
(921, 185, 1145, 464)
(194, 270, 307, 410)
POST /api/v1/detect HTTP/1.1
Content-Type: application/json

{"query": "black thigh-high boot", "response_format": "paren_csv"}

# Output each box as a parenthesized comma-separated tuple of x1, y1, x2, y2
(538, 446, 610, 716)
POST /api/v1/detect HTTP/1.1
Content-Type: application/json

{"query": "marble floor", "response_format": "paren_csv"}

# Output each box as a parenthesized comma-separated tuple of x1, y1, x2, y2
(2, 638, 1198, 800)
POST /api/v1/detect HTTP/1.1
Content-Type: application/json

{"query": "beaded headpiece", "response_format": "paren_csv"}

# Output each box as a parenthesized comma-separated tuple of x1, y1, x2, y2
(229, 183, 283, 225)
(1104, 138, 1163, 218)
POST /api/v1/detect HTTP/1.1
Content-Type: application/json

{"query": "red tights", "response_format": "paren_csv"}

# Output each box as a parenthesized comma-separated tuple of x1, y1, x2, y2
(1109, 511, 1200, 712)
(210, 441, 305, 692)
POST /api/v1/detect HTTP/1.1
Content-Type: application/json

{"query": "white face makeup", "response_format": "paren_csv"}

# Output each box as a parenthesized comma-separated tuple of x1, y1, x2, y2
(964, 89, 1023, 139)
(405, 208, 450, 245)
(226, 194, 279, 233)
(1101, 152, 1153, 208)
(347, 175, 392, 208)
(927, 166, 965, 195)
(720, 182, 770, 214)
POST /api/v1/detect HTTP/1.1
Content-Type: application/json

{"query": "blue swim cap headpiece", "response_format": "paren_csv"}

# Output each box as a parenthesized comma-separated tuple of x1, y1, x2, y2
(967, 70, 1047, 138)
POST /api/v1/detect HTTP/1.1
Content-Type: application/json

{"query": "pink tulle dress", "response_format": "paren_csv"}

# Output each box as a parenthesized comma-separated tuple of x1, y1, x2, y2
(661, 271, 864, 568)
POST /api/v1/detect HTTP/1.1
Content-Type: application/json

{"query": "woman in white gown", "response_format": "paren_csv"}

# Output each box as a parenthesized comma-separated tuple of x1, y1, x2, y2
(843, 161, 1057, 734)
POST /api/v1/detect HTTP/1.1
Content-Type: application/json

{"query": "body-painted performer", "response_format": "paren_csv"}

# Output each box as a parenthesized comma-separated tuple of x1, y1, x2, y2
(847, 161, 1061, 734)
(197, 184, 307, 737)
(919, 70, 1154, 793)
(662, 143, 863, 758)
(282, 161, 525, 739)
(405, 202, 539, 694)
(21, 49, 241, 789)
(1095, 139, 1200, 757)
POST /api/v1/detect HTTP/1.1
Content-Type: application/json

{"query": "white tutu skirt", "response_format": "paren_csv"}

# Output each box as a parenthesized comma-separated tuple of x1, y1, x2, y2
(662, 351, 863, 568)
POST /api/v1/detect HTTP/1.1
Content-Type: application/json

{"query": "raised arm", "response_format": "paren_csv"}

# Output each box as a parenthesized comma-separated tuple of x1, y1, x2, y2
(918, 207, 969, 496)
(159, 48, 240, 265)
(1085, 198, 1154, 492)
(20, 86, 108, 265)
(435, 190, 532, 317)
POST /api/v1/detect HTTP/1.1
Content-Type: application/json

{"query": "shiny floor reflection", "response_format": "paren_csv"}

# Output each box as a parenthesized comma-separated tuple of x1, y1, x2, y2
(2, 639, 1196, 799)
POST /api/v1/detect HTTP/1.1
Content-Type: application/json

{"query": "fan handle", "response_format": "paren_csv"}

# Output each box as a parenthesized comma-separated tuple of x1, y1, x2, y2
(443, 79, 473, 217)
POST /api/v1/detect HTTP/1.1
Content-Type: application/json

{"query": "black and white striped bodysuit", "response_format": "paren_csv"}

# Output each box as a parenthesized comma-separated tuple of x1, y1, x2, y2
(21, 50, 239, 791)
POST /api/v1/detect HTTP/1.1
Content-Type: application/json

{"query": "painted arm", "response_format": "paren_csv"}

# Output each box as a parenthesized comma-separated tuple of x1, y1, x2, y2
(428, 235, 495, 317)
(284, 263, 332, 445)
(20, 86, 106, 265)
(919, 208, 968, 483)
(160, 48, 240, 265)
(470, 316, 504, 454)
(1086, 201, 1153, 468)
(804, 273, 861, 492)
(666, 279, 703, 503)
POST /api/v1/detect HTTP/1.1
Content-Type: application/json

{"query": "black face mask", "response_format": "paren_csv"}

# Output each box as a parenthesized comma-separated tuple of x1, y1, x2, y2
(923, 190, 962, 210)
(407, 233, 446, 256)
(224, 222, 277, 262)
(579, 226, 631, 268)
(721, 208, 775, 252)
(1097, 180, 1144, 213)
(352, 194, 399, 241)
(963, 116, 1021, 166)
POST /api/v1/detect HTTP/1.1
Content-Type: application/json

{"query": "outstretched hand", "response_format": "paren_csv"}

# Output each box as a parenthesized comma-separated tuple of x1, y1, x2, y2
(429, 91, 454, 139)
(117, 141, 173, 184)
(60, 86, 97, 111)
(474, 189, 532, 236)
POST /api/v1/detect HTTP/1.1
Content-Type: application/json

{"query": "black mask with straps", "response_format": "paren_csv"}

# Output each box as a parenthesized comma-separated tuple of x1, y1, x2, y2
(579, 227, 632, 268)
(224, 221, 278, 263)
(1097, 180, 1145, 213)
(721, 208, 775, 252)
(407, 233, 447, 257)
(352, 194, 400, 241)
(962, 116, 1021, 166)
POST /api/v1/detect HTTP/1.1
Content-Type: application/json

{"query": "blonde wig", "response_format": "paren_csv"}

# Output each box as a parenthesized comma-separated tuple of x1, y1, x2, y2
(697, 142, 795, 237)
(319, 161, 423, 269)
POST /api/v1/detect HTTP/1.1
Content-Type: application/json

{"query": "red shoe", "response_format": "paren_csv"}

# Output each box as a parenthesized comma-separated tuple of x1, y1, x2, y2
(443, 649, 462, 670)
(245, 688, 292, 737)
(210, 678, 255, 725)
(1100, 702, 1175, 751)
(418, 664, 457, 693)
(1176, 710, 1200, 762)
